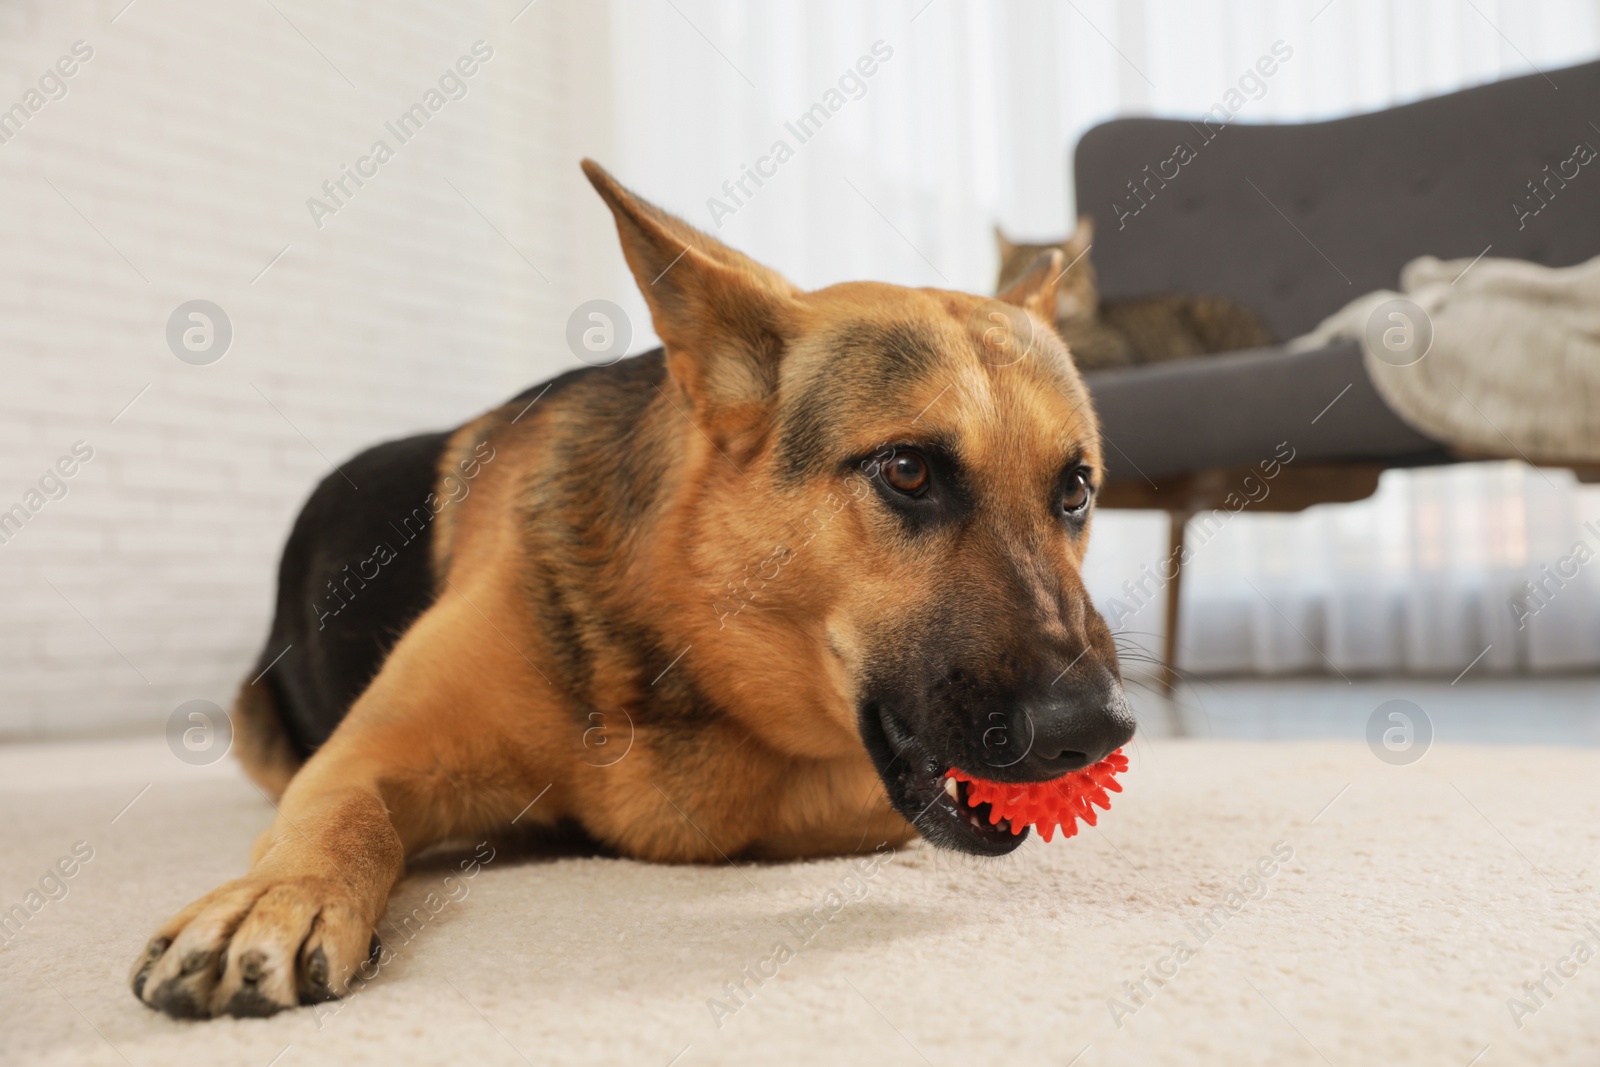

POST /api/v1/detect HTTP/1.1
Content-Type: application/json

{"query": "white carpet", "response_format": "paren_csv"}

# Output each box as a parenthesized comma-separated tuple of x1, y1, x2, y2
(3, 734, 1598, 1067)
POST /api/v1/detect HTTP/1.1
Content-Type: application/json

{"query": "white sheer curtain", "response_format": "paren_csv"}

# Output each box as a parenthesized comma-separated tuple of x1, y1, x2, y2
(1167, 464, 1600, 676)
(603, 0, 1600, 676)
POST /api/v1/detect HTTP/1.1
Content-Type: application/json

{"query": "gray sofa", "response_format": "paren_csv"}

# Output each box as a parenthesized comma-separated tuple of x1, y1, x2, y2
(1072, 57, 1600, 685)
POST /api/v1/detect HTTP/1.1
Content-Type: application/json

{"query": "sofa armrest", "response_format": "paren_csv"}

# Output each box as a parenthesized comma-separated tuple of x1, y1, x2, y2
(1084, 340, 1447, 483)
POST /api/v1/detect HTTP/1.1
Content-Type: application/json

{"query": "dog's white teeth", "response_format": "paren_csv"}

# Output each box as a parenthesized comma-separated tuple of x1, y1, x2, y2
(943, 777, 958, 800)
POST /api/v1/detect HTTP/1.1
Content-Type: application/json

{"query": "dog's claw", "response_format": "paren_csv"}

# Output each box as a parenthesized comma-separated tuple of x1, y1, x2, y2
(221, 985, 286, 1018)
(148, 973, 212, 1020)
(298, 945, 336, 1004)
(237, 948, 267, 982)
(129, 937, 169, 1000)
(178, 949, 214, 977)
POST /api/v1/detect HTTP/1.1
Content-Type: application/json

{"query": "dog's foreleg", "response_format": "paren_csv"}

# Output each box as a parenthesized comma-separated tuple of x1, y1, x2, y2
(131, 593, 541, 1019)
(128, 735, 419, 1018)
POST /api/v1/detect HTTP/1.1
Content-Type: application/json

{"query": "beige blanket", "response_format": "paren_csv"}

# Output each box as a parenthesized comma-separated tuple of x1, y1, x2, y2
(1295, 253, 1600, 462)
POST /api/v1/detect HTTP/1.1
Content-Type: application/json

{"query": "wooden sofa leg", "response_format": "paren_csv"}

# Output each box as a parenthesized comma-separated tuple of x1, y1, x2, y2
(1161, 511, 1188, 697)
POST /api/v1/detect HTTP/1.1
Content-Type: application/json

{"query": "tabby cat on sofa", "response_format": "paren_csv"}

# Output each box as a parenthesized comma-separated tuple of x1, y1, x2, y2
(995, 216, 1273, 371)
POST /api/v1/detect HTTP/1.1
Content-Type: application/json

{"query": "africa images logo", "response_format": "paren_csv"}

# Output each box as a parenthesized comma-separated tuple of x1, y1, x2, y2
(312, 439, 495, 629)
(704, 40, 894, 229)
(306, 41, 494, 229)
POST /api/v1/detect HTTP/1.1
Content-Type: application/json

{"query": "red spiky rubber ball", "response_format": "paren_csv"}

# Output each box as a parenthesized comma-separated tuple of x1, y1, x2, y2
(947, 749, 1128, 843)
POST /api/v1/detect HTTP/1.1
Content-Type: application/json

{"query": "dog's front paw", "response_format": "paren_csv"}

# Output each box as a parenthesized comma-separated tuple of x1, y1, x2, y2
(130, 874, 380, 1019)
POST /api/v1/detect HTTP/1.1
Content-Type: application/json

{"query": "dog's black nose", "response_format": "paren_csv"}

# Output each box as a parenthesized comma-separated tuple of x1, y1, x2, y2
(1010, 679, 1135, 777)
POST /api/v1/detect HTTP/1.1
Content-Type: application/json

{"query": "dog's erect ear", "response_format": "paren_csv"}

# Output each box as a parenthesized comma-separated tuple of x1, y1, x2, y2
(582, 159, 798, 423)
(996, 249, 1063, 322)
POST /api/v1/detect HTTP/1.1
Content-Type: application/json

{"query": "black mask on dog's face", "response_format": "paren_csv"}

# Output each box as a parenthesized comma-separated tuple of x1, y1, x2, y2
(851, 565, 1131, 855)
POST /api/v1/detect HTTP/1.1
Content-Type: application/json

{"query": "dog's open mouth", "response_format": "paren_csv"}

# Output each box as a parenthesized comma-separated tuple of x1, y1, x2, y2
(858, 702, 1028, 856)
(939, 774, 1018, 836)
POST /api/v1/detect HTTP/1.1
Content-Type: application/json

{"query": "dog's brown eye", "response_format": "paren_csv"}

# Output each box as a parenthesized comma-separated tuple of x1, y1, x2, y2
(1060, 470, 1091, 514)
(884, 453, 929, 494)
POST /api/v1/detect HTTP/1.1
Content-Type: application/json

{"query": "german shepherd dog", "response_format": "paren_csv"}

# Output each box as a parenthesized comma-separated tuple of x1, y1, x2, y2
(130, 162, 1135, 1018)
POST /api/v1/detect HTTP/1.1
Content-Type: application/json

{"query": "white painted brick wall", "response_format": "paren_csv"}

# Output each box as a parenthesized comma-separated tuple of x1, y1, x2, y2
(0, 0, 626, 738)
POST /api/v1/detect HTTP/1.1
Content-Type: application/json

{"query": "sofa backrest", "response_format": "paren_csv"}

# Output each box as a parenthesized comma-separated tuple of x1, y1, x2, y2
(1074, 59, 1600, 340)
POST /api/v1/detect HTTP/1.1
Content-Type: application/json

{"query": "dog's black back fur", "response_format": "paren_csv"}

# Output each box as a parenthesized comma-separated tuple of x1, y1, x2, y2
(250, 362, 622, 756)
(256, 431, 449, 756)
